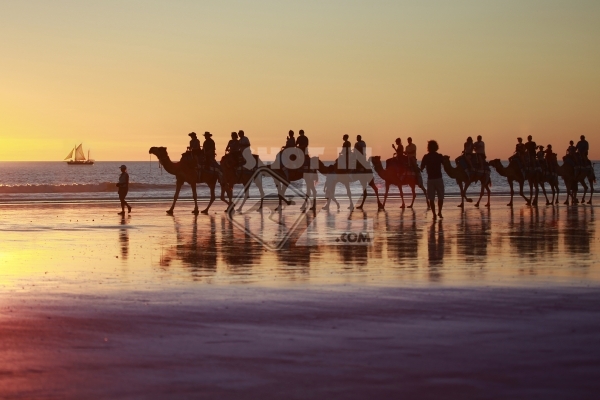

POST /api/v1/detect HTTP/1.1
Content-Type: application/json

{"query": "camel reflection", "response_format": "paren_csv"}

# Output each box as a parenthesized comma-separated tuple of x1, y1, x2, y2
(335, 210, 370, 267)
(276, 211, 313, 277)
(119, 216, 129, 261)
(160, 215, 218, 279)
(221, 215, 263, 276)
(506, 208, 560, 274)
(564, 206, 595, 256)
(456, 209, 490, 264)
(385, 209, 420, 265)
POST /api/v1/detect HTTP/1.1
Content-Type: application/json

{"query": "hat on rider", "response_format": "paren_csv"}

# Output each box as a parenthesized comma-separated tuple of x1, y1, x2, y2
(188, 132, 197, 137)
(203, 132, 212, 137)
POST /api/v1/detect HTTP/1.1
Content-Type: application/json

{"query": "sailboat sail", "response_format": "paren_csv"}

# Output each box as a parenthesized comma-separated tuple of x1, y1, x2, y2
(64, 148, 74, 160)
(74, 144, 86, 161)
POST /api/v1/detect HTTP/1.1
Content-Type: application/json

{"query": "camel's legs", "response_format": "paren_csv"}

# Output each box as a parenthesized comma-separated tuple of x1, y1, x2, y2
(507, 180, 514, 206)
(485, 183, 491, 207)
(475, 180, 485, 208)
(399, 182, 406, 208)
(256, 175, 265, 211)
(580, 180, 589, 203)
(201, 183, 215, 214)
(518, 180, 530, 205)
(369, 179, 382, 209)
(191, 183, 200, 214)
(419, 184, 429, 209)
(344, 182, 354, 210)
(237, 185, 250, 212)
(357, 188, 367, 209)
(539, 182, 550, 205)
(463, 181, 473, 203)
(408, 184, 416, 208)
(458, 181, 465, 207)
(534, 178, 540, 206)
(356, 181, 368, 210)
(308, 180, 317, 211)
(382, 183, 390, 209)
(167, 180, 184, 214)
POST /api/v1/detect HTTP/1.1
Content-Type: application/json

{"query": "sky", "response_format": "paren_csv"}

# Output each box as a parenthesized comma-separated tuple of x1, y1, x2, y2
(1, 0, 599, 161)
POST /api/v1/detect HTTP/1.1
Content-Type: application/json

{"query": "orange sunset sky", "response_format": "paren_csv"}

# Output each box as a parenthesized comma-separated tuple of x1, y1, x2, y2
(1, 0, 599, 161)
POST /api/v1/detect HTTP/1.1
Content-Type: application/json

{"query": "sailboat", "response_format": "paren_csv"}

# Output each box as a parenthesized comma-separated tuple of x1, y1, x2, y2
(64, 143, 94, 165)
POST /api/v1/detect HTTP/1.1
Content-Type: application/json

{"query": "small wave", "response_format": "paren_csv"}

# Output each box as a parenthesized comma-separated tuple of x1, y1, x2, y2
(0, 182, 175, 194)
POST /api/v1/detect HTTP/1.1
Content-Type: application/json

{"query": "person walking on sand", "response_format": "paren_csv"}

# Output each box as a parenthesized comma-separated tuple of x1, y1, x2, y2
(117, 165, 131, 215)
(420, 140, 444, 220)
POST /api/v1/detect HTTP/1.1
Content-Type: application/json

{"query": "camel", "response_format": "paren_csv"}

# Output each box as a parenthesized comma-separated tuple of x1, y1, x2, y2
(268, 158, 318, 212)
(317, 158, 383, 211)
(488, 159, 540, 206)
(220, 153, 266, 212)
(442, 156, 491, 208)
(557, 160, 596, 205)
(371, 156, 427, 209)
(536, 167, 561, 205)
(149, 147, 227, 215)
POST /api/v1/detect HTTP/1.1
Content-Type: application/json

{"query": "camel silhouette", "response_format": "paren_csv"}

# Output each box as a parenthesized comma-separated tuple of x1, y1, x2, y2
(149, 147, 228, 215)
(442, 156, 491, 208)
(371, 156, 427, 209)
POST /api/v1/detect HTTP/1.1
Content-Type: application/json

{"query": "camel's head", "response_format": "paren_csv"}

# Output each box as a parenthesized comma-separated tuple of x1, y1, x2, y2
(149, 147, 167, 158)
(489, 159, 501, 166)
(442, 155, 450, 162)
(371, 156, 381, 163)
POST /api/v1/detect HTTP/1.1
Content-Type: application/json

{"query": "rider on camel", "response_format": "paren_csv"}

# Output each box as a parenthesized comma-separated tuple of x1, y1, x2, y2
(296, 130, 310, 167)
(354, 135, 367, 171)
(577, 135, 589, 165)
(405, 137, 417, 169)
(545, 144, 557, 174)
(474, 135, 486, 166)
(463, 137, 474, 170)
(202, 132, 216, 170)
(188, 132, 202, 166)
(284, 130, 295, 149)
(525, 135, 537, 166)
(536, 145, 546, 171)
(340, 134, 352, 170)
(238, 130, 251, 166)
(225, 131, 240, 167)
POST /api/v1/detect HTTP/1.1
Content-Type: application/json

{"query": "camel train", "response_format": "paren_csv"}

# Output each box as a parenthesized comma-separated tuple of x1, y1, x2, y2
(149, 143, 595, 215)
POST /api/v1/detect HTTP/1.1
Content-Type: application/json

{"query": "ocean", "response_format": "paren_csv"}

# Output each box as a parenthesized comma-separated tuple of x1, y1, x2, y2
(0, 160, 597, 203)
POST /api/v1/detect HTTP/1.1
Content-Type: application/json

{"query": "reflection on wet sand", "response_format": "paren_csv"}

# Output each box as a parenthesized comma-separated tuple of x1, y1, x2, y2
(564, 206, 595, 256)
(427, 221, 445, 281)
(1, 199, 598, 289)
(147, 200, 600, 285)
(160, 215, 218, 280)
(119, 216, 129, 261)
(386, 208, 420, 266)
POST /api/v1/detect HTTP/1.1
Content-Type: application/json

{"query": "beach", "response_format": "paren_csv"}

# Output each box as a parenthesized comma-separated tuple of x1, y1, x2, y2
(1, 198, 599, 398)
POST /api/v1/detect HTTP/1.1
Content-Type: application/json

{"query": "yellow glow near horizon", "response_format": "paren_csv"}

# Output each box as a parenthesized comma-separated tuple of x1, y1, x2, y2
(1, 0, 599, 161)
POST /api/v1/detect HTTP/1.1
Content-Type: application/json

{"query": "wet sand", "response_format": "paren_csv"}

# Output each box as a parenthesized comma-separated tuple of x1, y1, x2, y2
(1, 198, 599, 398)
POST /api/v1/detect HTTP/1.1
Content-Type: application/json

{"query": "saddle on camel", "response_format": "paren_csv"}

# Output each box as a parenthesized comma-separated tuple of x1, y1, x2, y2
(386, 152, 424, 187)
(182, 132, 222, 181)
